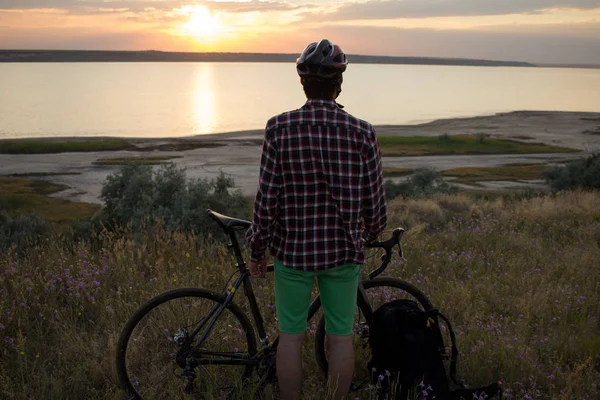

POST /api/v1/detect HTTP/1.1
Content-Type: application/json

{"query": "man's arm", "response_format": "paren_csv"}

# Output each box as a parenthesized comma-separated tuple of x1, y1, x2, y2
(362, 130, 387, 242)
(245, 129, 280, 261)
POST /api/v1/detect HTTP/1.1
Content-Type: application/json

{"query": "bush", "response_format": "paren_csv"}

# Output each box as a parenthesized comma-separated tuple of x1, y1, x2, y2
(385, 168, 459, 200)
(0, 208, 50, 253)
(99, 163, 251, 239)
(543, 153, 600, 191)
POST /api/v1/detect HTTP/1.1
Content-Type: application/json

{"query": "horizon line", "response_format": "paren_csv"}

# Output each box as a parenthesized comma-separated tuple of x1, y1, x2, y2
(2, 48, 600, 68)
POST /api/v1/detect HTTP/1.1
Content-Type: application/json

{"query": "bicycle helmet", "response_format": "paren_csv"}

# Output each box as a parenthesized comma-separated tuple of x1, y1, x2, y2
(296, 39, 348, 80)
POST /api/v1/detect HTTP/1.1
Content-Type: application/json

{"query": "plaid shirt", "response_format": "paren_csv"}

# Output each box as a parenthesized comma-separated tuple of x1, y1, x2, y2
(245, 99, 387, 271)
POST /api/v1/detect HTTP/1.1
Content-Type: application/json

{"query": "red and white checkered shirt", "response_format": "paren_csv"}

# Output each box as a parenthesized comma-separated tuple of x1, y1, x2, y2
(245, 99, 387, 271)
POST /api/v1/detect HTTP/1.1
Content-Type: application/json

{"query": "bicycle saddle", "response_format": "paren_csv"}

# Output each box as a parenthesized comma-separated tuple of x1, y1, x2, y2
(207, 209, 252, 233)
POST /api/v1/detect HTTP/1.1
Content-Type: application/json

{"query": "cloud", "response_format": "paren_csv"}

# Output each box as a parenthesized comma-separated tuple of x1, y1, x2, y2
(305, 23, 600, 64)
(0, 0, 296, 13)
(2, 0, 599, 64)
(4, 0, 599, 23)
(6, 0, 600, 18)
(0, 1, 181, 12)
(323, 0, 600, 21)
(3, 17, 600, 64)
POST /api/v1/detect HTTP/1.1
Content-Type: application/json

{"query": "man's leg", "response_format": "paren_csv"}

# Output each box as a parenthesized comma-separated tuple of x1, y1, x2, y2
(317, 264, 360, 400)
(326, 333, 354, 400)
(274, 259, 315, 400)
(276, 332, 305, 400)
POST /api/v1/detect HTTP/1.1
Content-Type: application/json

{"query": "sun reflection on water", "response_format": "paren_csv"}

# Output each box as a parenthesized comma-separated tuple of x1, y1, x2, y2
(193, 64, 217, 134)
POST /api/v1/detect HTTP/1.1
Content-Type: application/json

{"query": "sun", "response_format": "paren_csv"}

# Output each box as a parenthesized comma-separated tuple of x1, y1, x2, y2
(179, 5, 223, 39)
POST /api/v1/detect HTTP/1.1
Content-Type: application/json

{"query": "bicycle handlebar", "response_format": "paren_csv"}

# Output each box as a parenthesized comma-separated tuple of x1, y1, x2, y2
(364, 228, 406, 279)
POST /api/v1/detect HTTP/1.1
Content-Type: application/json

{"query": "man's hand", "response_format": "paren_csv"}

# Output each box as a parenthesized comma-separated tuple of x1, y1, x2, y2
(248, 258, 268, 278)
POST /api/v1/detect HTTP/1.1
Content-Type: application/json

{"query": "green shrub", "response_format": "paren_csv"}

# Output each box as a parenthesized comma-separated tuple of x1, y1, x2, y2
(99, 163, 251, 238)
(543, 153, 600, 191)
(385, 167, 459, 200)
(476, 132, 490, 143)
(0, 208, 50, 253)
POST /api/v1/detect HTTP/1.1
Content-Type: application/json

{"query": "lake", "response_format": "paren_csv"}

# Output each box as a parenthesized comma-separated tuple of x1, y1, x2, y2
(1, 62, 599, 139)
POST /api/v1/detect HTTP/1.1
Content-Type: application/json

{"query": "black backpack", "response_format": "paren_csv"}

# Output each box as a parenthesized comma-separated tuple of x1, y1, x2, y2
(368, 299, 502, 400)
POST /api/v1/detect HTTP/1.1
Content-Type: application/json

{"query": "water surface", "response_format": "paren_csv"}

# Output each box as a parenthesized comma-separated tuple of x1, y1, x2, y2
(1, 63, 599, 139)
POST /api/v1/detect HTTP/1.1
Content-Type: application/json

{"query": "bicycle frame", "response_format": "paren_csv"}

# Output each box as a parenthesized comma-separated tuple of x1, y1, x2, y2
(186, 226, 403, 368)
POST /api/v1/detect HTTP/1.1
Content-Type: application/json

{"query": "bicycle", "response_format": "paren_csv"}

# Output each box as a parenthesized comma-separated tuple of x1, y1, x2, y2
(116, 209, 435, 399)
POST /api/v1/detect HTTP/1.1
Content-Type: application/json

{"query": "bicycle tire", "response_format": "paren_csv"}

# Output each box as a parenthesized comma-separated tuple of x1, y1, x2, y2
(314, 277, 434, 378)
(116, 287, 258, 400)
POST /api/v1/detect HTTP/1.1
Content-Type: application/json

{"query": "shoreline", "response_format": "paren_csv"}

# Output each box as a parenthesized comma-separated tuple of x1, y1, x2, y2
(2, 110, 600, 145)
(1, 110, 600, 205)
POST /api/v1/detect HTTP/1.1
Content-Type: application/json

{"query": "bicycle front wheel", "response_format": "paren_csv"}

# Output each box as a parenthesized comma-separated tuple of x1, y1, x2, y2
(314, 277, 434, 385)
(116, 288, 257, 400)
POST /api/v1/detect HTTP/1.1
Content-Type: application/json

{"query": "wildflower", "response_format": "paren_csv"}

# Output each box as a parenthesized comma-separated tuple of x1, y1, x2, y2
(36, 354, 40, 359)
(20, 351, 24, 355)
(378, 374, 385, 382)
(185, 253, 191, 258)
(0, 324, 4, 330)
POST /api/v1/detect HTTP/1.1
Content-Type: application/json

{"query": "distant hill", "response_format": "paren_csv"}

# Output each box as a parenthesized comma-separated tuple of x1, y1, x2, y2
(537, 63, 600, 69)
(0, 49, 535, 67)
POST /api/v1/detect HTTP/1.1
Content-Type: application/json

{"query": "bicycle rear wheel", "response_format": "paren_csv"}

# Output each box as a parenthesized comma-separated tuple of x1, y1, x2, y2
(116, 288, 257, 400)
(314, 277, 434, 387)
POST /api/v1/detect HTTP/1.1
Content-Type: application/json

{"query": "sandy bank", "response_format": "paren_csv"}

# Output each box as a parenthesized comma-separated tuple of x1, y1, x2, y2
(1, 111, 599, 205)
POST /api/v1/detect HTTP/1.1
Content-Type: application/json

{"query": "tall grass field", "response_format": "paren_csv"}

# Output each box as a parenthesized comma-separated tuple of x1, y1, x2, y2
(1, 191, 599, 399)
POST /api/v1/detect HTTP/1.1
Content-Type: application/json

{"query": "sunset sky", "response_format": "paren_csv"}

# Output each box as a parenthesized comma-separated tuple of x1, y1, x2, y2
(1, 0, 600, 64)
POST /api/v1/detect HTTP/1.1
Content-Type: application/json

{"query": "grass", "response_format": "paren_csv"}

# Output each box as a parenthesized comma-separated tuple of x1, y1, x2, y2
(382, 168, 414, 177)
(93, 155, 183, 166)
(442, 164, 548, 184)
(5, 172, 81, 177)
(0, 177, 99, 223)
(1, 191, 599, 399)
(377, 134, 577, 157)
(0, 139, 131, 154)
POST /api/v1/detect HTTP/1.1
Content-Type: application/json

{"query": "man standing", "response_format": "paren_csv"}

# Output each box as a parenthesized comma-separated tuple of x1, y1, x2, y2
(245, 39, 387, 400)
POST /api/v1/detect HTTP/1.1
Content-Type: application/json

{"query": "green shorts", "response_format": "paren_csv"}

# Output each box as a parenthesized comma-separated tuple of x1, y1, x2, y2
(274, 258, 360, 336)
